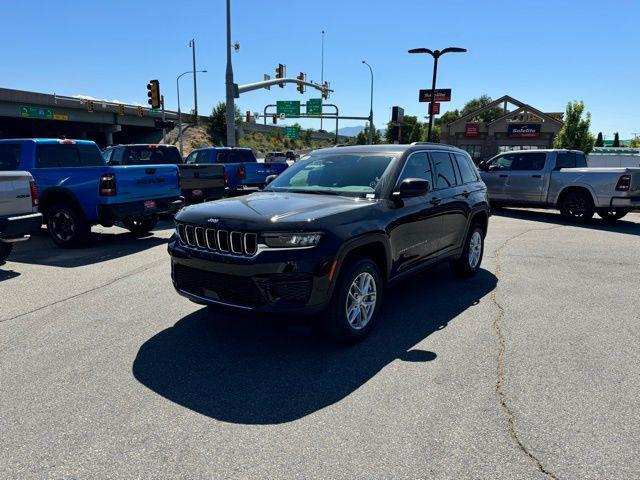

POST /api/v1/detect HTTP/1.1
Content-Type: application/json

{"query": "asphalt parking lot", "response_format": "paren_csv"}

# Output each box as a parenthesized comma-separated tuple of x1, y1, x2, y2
(1, 210, 638, 479)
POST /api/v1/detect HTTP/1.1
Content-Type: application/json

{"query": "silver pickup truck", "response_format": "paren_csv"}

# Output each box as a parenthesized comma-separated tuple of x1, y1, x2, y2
(479, 149, 640, 222)
(0, 171, 43, 262)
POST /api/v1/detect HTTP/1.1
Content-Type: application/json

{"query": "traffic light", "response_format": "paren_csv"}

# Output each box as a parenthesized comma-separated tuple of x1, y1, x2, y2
(137, 106, 144, 117)
(117, 104, 125, 116)
(87, 100, 94, 112)
(275, 64, 285, 88)
(272, 114, 277, 124)
(321, 82, 330, 100)
(147, 80, 161, 109)
(296, 73, 306, 94)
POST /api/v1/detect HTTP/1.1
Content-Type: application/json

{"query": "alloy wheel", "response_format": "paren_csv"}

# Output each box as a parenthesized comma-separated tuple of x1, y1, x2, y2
(468, 231, 482, 269)
(345, 272, 377, 330)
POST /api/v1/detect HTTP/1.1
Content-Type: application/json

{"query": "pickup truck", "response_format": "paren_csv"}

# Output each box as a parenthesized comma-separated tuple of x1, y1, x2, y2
(103, 144, 225, 204)
(479, 149, 640, 222)
(186, 147, 288, 192)
(0, 168, 42, 262)
(0, 139, 183, 247)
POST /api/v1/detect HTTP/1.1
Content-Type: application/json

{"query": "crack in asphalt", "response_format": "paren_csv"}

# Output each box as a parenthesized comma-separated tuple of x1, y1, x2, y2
(0, 260, 165, 325)
(491, 225, 565, 480)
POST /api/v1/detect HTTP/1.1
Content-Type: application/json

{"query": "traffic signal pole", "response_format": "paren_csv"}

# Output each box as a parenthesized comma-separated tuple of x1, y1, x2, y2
(225, 0, 236, 147)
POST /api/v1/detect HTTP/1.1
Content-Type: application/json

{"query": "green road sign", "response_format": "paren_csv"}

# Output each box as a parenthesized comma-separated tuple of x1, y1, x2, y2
(20, 106, 54, 119)
(277, 100, 300, 117)
(284, 126, 299, 139)
(306, 98, 322, 115)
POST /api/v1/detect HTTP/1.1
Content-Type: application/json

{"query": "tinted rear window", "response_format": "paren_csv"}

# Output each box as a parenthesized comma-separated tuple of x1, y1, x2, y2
(216, 150, 256, 163)
(36, 144, 105, 168)
(556, 152, 586, 169)
(123, 146, 183, 165)
(432, 151, 459, 189)
(454, 153, 479, 183)
(0, 144, 22, 171)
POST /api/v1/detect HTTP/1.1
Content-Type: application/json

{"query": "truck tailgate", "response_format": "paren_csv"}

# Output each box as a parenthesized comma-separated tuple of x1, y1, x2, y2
(241, 162, 288, 185)
(179, 164, 225, 190)
(111, 165, 180, 202)
(0, 171, 33, 217)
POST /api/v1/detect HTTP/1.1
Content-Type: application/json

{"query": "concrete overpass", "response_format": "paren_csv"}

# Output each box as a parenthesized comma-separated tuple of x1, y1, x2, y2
(0, 87, 181, 146)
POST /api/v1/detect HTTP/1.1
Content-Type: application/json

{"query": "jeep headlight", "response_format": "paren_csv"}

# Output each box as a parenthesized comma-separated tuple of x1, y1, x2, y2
(263, 232, 323, 248)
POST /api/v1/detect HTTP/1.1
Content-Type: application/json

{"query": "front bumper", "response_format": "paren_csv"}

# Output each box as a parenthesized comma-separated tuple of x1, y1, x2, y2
(97, 197, 184, 226)
(168, 237, 336, 314)
(0, 212, 43, 242)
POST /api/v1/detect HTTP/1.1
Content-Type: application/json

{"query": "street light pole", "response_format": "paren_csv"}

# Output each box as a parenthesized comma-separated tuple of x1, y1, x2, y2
(320, 29, 325, 132)
(408, 46, 466, 142)
(225, 0, 236, 147)
(189, 39, 199, 124)
(362, 61, 374, 144)
(177, 69, 207, 156)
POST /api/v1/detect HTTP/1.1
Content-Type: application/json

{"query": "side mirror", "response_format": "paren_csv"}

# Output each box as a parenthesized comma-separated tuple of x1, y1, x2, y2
(397, 178, 429, 198)
(265, 174, 278, 185)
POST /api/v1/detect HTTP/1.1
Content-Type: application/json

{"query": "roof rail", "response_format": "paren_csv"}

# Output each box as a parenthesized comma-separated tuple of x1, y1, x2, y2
(410, 141, 445, 146)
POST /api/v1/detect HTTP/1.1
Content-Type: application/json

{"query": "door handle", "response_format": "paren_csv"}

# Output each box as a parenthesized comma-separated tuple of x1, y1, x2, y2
(429, 197, 441, 206)
(499, 174, 508, 178)
(531, 174, 542, 178)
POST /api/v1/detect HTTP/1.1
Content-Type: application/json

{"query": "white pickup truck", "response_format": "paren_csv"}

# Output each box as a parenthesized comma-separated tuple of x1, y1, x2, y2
(479, 149, 640, 222)
(0, 171, 43, 262)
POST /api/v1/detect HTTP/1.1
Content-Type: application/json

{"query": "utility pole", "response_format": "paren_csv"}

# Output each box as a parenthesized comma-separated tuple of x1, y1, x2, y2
(189, 39, 199, 123)
(320, 30, 325, 132)
(225, 0, 236, 147)
(160, 95, 166, 144)
(362, 61, 374, 144)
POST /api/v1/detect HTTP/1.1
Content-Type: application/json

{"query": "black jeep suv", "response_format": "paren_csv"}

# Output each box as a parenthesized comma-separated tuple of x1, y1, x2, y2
(168, 144, 490, 342)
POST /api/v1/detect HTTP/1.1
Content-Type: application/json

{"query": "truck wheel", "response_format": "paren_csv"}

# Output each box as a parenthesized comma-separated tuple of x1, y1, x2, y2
(46, 203, 90, 248)
(325, 257, 383, 343)
(123, 215, 158, 236)
(560, 191, 594, 223)
(450, 223, 485, 277)
(597, 209, 627, 222)
(0, 242, 13, 263)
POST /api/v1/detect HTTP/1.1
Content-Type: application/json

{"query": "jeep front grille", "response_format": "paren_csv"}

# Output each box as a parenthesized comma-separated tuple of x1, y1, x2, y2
(176, 222, 258, 257)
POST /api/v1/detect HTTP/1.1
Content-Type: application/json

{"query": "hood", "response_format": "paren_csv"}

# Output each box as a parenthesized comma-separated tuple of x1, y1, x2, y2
(176, 191, 377, 228)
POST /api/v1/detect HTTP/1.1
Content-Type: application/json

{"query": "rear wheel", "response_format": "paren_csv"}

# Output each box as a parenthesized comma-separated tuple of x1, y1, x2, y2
(324, 257, 383, 343)
(597, 209, 628, 222)
(451, 223, 485, 277)
(46, 203, 90, 248)
(560, 191, 594, 223)
(0, 242, 13, 263)
(123, 215, 158, 236)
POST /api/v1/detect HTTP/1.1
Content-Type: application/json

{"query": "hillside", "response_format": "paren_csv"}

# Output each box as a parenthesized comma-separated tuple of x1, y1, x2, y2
(167, 123, 339, 157)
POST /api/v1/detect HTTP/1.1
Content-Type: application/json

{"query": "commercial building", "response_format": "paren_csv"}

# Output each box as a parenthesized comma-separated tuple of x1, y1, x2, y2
(440, 95, 564, 163)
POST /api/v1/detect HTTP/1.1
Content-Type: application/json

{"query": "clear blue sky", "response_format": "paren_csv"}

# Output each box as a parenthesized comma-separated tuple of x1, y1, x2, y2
(1, 0, 638, 138)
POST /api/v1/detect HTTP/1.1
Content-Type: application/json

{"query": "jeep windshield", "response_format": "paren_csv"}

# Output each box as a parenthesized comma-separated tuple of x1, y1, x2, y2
(266, 151, 397, 197)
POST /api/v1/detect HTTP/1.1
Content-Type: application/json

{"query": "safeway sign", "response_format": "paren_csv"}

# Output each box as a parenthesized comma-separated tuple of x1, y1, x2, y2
(419, 88, 451, 103)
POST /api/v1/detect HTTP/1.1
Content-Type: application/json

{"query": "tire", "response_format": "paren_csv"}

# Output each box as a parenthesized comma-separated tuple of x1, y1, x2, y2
(450, 223, 485, 278)
(559, 191, 594, 223)
(123, 215, 158, 236)
(597, 209, 628, 222)
(324, 257, 383, 343)
(0, 242, 13, 263)
(46, 203, 90, 248)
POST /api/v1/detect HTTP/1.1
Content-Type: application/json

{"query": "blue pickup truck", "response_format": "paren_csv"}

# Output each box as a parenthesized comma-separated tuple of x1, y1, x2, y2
(184, 147, 288, 192)
(0, 139, 183, 247)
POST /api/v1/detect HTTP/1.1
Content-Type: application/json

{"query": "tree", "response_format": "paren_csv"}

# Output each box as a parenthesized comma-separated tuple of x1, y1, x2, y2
(553, 101, 595, 154)
(208, 102, 241, 146)
(303, 128, 314, 145)
(385, 115, 421, 144)
(459, 95, 505, 123)
(595, 132, 604, 147)
(613, 132, 620, 147)
(629, 136, 640, 149)
(356, 125, 382, 145)
(437, 109, 461, 126)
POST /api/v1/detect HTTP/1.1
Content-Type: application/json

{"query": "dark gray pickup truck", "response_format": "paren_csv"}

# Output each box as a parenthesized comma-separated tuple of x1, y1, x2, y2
(103, 144, 225, 204)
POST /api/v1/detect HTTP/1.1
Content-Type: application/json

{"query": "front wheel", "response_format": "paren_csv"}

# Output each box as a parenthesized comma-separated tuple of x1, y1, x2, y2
(0, 242, 13, 263)
(123, 215, 158, 236)
(450, 223, 485, 277)
(560, 191, 594, 223)
(324, 258, 383, 343)
(597, 209, 627, 222)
